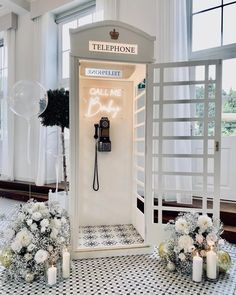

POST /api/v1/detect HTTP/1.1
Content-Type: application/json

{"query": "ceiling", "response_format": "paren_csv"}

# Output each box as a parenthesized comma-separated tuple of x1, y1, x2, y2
(0, 0, 92, 17)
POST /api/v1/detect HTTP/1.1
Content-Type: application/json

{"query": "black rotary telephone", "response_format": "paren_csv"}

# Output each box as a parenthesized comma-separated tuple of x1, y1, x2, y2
(93, 117, 111, 191)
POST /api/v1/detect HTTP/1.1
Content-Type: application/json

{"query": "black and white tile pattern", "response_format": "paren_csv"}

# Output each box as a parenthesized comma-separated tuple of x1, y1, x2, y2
(0, 243, 236, 295)
(78, 224, 144, 248)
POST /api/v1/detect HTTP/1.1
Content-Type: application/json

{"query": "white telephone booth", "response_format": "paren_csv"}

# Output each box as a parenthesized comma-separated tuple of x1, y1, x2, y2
(69, 21, 222, 258)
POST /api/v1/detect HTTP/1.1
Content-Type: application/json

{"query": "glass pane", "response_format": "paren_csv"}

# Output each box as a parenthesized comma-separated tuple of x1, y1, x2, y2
(222, 59, 236, 136)
(224, 0, 235, 3)
(62, 20, 77, 51)
(192, 9, 221, 51)
(154, 68, 160, 83)
(209, 65, 216, 80)
(193, 0, 221, 13)
(223, 4, 236, 45)
(62, 51, 70, 79)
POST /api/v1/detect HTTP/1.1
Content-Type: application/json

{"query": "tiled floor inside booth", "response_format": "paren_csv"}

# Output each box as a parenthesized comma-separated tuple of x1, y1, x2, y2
(78, 224, 144, 248)
(0, 198, 236, 295)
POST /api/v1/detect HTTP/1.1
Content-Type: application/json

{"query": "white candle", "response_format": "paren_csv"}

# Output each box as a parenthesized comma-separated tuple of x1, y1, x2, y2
(192, 253, 203, 282)
(62, 249, 70, 279)
(47, 265, 57, 286)
(206, 246, 217, 280)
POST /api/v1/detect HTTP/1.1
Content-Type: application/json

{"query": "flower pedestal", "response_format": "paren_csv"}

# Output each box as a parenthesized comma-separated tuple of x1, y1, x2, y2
(158, 212, 231, 281)
(0, 200, 71, 283)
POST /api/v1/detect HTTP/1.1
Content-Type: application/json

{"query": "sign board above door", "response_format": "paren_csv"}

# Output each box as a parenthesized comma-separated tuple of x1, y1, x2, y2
(70, 20, 155, 63)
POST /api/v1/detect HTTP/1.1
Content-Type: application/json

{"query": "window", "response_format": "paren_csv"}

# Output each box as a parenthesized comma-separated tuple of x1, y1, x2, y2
(189, 1, 236, 136)
(0, 36, 7, 139)
(191, 0, 236, 52)
(58, 5, 103, 88)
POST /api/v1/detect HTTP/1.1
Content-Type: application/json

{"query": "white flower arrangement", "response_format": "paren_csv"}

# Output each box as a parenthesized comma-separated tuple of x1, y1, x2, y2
(159, 212, 224, 274)
(0, 200, 70, 282)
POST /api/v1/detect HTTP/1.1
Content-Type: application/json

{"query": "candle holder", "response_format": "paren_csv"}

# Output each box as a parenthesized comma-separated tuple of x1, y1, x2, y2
(206, 245, 219, 282)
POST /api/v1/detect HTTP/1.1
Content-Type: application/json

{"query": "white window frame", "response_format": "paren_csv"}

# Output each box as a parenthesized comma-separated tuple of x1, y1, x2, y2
(187, 0, 236, 61)
(57, 2, 98, 88)
(0, 37, 7, 141)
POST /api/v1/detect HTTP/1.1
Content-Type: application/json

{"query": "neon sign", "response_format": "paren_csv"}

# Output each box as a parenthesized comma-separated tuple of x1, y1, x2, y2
(84, 87, 123, 119)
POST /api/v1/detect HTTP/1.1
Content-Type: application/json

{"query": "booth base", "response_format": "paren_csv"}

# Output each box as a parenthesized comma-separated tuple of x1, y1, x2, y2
(72, 244, 154, 259)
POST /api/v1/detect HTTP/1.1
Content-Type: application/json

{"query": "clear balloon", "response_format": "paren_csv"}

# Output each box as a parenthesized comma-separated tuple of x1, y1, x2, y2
(9, 80, 48, 120)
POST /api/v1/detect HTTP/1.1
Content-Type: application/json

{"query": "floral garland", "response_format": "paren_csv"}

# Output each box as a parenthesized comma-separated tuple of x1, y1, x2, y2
(0, 200, 70, 282)
(159, 212, 225, 274)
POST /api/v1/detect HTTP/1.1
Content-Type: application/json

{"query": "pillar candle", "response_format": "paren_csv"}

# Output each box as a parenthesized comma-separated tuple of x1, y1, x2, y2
(192, 253, 203, 282)
(206, 247, 217, 280)
(62, 249, 70, 279)
(47, 265, 57, 286)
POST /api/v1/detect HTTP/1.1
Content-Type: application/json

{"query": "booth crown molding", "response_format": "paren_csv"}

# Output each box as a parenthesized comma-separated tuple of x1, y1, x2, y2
(70, 20, 156, 63)
(70, 20, 156, 42)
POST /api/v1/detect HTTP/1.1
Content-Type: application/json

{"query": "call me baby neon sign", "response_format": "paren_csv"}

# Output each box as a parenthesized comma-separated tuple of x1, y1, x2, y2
(85, 87, 122, 119)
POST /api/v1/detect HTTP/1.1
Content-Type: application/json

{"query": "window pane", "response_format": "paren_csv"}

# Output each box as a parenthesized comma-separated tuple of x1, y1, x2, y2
(62, 20, 77, 51)
(192, 0, 221, 13)
(223, 0, 235, 3)
(192, 9, 221, 51)
(222, 59, 236, 136)
(223, 4, 236, 45)
(62, 51, 70, 79)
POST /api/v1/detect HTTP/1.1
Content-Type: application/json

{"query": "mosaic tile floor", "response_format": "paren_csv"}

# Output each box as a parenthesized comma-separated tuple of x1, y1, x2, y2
(0, 242, 236, 295)
(78, 224, 144, 248)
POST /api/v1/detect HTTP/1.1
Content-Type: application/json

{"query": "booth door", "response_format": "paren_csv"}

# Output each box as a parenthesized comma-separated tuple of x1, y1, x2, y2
(145, 60, 222, 244)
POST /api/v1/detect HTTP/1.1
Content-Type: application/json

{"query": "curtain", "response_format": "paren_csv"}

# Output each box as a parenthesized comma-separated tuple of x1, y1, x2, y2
(156, 0, 192, 204)
(1, 29, 15, 180)
(32, 13, 59, 186)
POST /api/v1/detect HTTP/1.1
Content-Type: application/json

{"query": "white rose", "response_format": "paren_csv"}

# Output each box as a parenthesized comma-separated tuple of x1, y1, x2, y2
(40, 219, 49, 228)
(41, 227, 46, 233)
(27, 208, 33, 215)
(196, 234, 204, 244)
(197, 215, 212, 232)
(206, 232, 218, 245)
(27, 243, 36, 252)
(30, 223, 38, 232)
(166, 261, 176, 271)
(50, 229, 59, 239)
(32, 212, 42, 221)
(34, 249, 48, 264)
(178, 253, 186, 261)
(52, 218, 61, 229)
(178, 235, 194, 253)
(24, 253, 33, 262)
(26, 219, 33, 226)
(175, 217, 189, 234)
(15, 228, 32, 247)
(11, 240, 22, 252)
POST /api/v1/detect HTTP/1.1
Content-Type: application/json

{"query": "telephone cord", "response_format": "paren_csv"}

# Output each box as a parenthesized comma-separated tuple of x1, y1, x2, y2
(93, 141, 99, 191)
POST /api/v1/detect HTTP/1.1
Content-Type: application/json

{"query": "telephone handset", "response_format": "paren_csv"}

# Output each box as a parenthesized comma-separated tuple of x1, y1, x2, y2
(93, 117, 111, 191)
